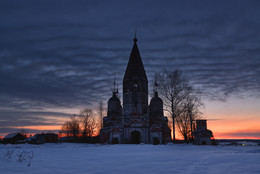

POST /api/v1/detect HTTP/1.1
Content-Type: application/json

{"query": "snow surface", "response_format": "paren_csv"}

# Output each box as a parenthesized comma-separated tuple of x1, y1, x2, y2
(0, 143, 260, 174)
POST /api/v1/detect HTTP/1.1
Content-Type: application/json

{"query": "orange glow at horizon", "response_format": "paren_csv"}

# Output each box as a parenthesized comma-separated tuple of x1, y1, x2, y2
(16, 125, 62, 131)
(202, 96, 260, 140)
(1, 96, 260, 140)
(1, 116, 260, 140)
(208, 118, 260, 139)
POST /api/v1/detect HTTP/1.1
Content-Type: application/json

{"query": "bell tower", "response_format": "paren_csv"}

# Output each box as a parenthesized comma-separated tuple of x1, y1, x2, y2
(123, 36, 148, 116)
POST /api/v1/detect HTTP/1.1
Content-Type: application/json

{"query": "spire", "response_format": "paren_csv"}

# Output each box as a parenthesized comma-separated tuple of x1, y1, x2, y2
(123, 35, 148, 115)
(123, 34, 147, 81)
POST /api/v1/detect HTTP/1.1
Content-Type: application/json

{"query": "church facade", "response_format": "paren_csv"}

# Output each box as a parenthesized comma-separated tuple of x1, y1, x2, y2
(100, 37, 171, 144)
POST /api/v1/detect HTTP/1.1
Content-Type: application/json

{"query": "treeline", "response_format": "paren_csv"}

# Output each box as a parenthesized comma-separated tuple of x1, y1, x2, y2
(60, 108, 102, 143)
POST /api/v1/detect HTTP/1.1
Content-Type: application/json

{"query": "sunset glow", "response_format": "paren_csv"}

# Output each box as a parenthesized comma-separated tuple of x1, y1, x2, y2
(204, 96, 260, 139)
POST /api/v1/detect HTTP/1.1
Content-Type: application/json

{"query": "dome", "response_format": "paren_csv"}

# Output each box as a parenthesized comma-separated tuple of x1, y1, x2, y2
(107, 92, 122, 117)
(149, 92, 163, 117)
(108, 92, 121, 103)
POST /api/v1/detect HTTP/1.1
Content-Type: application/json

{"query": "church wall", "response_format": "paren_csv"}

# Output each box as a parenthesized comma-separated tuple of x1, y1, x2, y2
(123, 92, 132, 115)
(123, 91, 147, 116)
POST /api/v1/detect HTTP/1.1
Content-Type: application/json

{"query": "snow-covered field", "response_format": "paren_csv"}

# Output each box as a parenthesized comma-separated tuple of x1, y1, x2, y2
(0, 143, 260, 174)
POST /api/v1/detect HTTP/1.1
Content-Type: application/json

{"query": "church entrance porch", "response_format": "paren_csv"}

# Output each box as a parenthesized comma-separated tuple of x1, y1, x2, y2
(153, 137, 159, 145)
(131, 131, 140, 144)
(112, 138, 119, 144)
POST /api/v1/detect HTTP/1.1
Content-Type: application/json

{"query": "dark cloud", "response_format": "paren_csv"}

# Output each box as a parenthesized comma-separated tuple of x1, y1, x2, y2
(0, 0, 260, 133)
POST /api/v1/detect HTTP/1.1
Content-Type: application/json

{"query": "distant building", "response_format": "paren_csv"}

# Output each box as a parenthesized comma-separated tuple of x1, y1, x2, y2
(193, 120, 213, 145)
(2, 133, 25, 144)
(100, 37, 171, 144)
(28, 133, 58, 144)
(59, 136, 74, 143)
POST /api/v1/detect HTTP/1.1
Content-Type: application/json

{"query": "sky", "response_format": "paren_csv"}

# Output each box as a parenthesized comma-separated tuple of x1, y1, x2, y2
(0, 0, 260, 139)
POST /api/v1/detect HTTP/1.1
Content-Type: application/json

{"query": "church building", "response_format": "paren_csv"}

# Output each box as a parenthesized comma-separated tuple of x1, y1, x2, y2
(100, 37, 171, 144)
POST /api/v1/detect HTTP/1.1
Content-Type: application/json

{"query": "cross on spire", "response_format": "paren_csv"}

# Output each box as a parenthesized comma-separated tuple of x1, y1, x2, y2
(134, 30, 138, 43)
(113, 73, 119, 93)
(113, 73, 116, 93)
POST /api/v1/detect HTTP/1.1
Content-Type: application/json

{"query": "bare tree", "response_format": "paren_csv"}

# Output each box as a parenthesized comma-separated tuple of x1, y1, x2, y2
(176, 107, 190, 141)
(61, 121, 77, 138)
(157, 70, 204, 142)
(61, 121, 71, 137)
(156, 70, 191, 141)
(156, 70, 188, 141)
(184, 91, 203, 141)
(79, 108, 96, 138)
(175, 93, 203, 142)
(60, 108, 98, 143)
(61, 116, 80, 141)
(70, 116, 80, 140)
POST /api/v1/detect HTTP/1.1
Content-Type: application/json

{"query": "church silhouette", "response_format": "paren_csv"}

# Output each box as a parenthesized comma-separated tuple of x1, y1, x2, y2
(100, 37, 171, 144)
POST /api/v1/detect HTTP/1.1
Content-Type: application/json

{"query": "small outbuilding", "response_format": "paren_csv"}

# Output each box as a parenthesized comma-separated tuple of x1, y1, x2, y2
(29, 133, 58, 144)
(2, 133, 26, 144)
(193, 120, 213, 145)
(59, 136, 74, 143)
